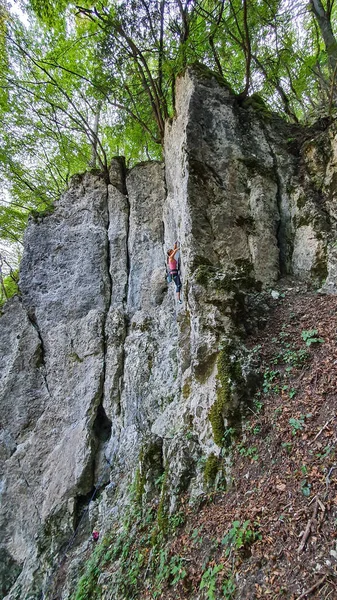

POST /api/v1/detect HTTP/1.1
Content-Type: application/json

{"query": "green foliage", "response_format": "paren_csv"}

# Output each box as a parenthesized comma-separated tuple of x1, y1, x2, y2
(199, 563, 223, 600)
(222, 576, 236, 599)
(0, 269, 19, 307)
(204, 453, 221, 486)
(289, 416, 305, 435)
(238, 443, 259, 461)
(221, 520, 261, 557)
(169, 554, 187, 586)
(209, 343, 243, 446)
(301, 480, 311, 497)
(282, 441, 293, 454)
(301, 329, 324, 346)
(262, 369, 280, 393)
(72, 536, 111, 600)
(253, 393, 263, 413)
(191, 526, 203, 547)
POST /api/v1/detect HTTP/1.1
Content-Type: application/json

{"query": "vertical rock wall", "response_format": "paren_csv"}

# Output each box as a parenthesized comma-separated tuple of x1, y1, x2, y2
(0, 66, 336, 599)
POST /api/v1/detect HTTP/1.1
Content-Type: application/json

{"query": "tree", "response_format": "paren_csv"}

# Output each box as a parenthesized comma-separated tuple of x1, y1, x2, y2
(310, 0, 337, 72)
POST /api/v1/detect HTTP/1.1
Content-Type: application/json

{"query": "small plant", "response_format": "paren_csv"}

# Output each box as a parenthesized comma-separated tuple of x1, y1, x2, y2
(282, 347, 309, 367)
(316, 445, 333, 459)
(301, 329, 324, 346)
(222, 520, 261, 557)
(223, 576, 236, 598)
(222, 426, 236, 443)
(252, 343, 262, 354)
(154, 548, 170, 592)
(199, 563, 223, 600)
(253, 393, 263, 413)
(191, 526, 204, 547)
(301, 480, 311, 497)
(169, 554, 187, 586)
(289, 416, 305, 435)
(168, 511, 185, 532)
(263, 369, 279, 393)
(282, 442, 292, 454)
(238, 444, 259, 461)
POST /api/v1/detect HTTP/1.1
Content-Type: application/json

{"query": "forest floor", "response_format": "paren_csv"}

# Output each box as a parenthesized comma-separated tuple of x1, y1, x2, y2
(146, 278, 337, 600)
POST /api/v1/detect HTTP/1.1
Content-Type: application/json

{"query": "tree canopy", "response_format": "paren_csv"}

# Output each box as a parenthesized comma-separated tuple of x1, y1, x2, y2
(0, 0, 336, 273)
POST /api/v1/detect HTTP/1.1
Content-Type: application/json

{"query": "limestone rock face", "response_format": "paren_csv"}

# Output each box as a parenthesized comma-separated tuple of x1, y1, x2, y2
(0, 67, 336, 599)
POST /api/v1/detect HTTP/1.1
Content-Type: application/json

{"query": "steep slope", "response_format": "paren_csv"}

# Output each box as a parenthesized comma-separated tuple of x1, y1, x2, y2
(0, 66, 336, 600)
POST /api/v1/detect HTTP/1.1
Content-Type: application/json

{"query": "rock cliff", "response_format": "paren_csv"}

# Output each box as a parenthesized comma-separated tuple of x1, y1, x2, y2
(0, 66, 336, 599)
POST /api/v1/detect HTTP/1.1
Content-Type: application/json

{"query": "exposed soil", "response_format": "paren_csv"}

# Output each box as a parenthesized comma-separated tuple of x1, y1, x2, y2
(146, 279, 337, 600)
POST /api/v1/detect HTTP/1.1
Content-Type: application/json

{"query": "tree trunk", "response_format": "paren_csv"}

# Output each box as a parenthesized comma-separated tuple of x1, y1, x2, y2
(88, 100, 102, 169)
(310, 0, 337, 72)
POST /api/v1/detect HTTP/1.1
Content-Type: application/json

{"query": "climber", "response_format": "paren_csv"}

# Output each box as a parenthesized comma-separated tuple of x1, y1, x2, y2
(167, 241, 182, 304)
(92, 530, 99, 542)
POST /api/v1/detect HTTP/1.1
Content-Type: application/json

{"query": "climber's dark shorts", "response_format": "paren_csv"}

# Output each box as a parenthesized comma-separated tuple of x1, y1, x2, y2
(172, 272, 182, 293)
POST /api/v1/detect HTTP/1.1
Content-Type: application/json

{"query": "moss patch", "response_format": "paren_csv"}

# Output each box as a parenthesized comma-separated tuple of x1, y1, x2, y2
(194, 262, 258, 294)
(182, 377, 192, 399)
(188, 62, 234, 92)
(156, 466, 170, 535)
(209, 344, 244, 446)
(69, 352, 84, 363)
(241, 93, 272, 117)
(297, 195, 307, 210)
(203, 453, 220, 486)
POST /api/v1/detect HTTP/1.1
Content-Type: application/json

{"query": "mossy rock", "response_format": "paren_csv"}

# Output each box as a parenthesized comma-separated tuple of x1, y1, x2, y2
(297, 195, 307, 210)
(208, 343, 244, 446)
(156, 466, 169, 534)
(182, 377, 192, 399)
(296, 214, 312, 228)
(311, 254, 328, 283)
(194, 262, 259, 295)
(203, 453, 221, 486)
(188, 62, 235, 93)
(69, 352, 84, 363)
(135, 437, 164, 504)
(241, 93, 272, 117)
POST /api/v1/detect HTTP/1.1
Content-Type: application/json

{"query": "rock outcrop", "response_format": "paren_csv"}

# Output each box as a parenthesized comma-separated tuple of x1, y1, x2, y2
(0, 66, 336, 599)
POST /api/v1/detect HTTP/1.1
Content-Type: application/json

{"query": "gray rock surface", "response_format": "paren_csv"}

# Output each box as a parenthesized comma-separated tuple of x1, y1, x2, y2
(0, 67, 336, 599)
